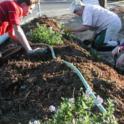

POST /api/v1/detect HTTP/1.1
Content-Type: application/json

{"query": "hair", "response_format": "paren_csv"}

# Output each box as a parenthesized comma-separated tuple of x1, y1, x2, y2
(17, 0, 39, 6)
(70, 1, 84, 13)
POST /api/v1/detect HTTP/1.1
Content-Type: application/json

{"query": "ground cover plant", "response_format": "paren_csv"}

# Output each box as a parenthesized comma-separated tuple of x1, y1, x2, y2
(0, 16, 124, 124)
(30, 24, 63, 45)
(43, 95, 118, 124)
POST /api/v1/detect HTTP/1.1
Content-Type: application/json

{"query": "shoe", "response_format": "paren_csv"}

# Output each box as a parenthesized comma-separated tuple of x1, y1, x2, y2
(105, 40, 120, 47)
(27, 48, 48, 56)
(92, 41, 120, 51)
(83, 40, 92, 46)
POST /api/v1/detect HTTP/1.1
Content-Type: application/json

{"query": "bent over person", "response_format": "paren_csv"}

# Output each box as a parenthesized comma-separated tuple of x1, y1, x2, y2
(0, 0, 45, 56)
(67, 1, 121, 50)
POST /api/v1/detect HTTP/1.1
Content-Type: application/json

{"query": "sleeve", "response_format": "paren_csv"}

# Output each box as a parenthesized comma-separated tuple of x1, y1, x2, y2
(82, 7, 93, 26)
(8, 2, 21, 25)
(0, 22, 9, 35)
(8, 28, 17, 41)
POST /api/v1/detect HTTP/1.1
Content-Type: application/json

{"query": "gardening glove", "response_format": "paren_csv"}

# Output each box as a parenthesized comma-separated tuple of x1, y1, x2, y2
(27, 47, 48, 56)
(112, 46, 122, 56)
(116, 54, 124, 67)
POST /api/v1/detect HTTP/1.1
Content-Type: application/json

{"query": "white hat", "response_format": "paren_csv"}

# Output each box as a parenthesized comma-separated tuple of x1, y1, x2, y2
(70, 0, 84, 13)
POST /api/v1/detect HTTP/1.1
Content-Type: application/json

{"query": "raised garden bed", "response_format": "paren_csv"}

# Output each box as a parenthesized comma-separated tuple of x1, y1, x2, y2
(0, 16, 124, 124)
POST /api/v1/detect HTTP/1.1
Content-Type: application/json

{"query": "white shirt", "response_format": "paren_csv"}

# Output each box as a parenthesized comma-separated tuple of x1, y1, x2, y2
(82, 5, 121, 33)
(83, 0, 99, 5)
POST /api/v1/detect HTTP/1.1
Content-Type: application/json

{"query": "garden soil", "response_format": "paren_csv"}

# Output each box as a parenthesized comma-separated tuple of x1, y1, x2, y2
(0, 16, 124, 124)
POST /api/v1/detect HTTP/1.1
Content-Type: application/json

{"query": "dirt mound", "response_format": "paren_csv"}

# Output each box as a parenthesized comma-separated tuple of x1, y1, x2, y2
(0, 17, 124, 124)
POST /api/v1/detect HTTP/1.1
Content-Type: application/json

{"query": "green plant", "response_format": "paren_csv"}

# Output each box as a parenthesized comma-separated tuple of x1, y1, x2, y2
(42, 95, 118, 124)
(30, 25, 63, 45)
(90, 48, 101, 60)
(63, 31, 82, 42)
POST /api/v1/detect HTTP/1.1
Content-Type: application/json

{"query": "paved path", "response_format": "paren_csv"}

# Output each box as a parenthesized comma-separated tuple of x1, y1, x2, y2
(22, 1, 124, 22)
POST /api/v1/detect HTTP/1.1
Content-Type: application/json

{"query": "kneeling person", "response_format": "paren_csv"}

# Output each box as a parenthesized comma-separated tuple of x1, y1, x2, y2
(67, 1, 121, 50)
(0, 0, 45, 56)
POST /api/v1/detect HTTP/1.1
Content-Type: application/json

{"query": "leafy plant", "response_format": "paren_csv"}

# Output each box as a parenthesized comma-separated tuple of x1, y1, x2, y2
(30, 25, 63, 45)
(42, 95, 118, 124)
(63, 31, 82, 43)
(90, 48, 101, 60)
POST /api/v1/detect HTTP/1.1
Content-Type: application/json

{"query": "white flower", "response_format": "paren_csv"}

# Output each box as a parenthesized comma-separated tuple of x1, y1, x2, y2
(95, 95, 103, 106)
(68, 98, 75, 103)
(49, 105, 56, 112)
(29, 119, 40, 124)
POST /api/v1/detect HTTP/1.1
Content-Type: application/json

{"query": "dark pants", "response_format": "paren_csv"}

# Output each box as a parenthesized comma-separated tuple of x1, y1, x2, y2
(93, 30, 106, 47)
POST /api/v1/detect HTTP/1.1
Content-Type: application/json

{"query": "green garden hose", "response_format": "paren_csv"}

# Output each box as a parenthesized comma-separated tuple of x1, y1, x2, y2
(46, 44, 106, 113)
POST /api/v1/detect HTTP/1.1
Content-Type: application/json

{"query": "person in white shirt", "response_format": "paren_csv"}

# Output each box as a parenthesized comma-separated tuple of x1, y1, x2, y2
(67, 1, 121, 50)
